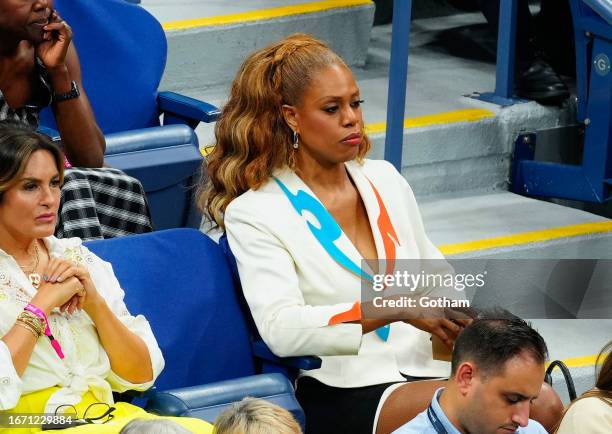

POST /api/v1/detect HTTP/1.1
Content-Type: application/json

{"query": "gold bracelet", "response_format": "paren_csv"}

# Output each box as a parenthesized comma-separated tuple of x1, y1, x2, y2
(18, 318, 45, 337)
(15, 320, 40, 338)
(16, 317, 44, 337)
(19, 310, 46, 328)
(17, 311, 45, 337)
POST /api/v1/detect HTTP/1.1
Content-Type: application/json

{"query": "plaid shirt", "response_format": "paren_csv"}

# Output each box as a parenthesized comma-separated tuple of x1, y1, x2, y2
(56, 167, 153, 240)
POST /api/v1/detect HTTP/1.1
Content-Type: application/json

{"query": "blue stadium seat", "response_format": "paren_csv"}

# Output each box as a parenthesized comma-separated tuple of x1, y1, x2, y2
(85, 229, 305, 428)
(40, 0, 220, 229)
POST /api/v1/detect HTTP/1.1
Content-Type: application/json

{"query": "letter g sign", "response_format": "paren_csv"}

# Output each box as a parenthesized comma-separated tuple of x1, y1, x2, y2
(594, 53, 610, 76)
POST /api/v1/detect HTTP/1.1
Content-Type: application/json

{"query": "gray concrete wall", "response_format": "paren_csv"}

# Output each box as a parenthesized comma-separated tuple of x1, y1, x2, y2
(160, 4, 375, 93)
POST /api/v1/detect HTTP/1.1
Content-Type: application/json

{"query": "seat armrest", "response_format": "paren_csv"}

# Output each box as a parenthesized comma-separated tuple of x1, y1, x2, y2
(584, 0, 612, 25)
(37, 126, 60, 141)
(158, 91, 221, 126)
(252, 340, 322, 371)
(104, 124, 198, 155)
(145, 373, 305, 428)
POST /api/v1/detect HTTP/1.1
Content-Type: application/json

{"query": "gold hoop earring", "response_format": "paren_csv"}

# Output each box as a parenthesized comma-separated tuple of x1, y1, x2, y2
(292, 131, 299, 149)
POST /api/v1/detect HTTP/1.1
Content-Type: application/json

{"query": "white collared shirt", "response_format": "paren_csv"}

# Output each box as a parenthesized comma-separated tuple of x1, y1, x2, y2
(0, 236, 164, 412)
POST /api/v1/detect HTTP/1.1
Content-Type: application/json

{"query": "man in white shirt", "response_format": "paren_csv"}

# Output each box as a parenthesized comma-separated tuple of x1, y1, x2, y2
(393, 315, 550, 434)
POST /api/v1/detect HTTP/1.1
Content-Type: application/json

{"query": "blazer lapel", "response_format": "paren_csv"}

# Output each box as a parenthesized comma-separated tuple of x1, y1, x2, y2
(273, 167, 369, 280)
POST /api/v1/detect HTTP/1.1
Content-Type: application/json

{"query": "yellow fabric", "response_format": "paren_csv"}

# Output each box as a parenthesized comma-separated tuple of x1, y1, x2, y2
(1, 387, 213, 433)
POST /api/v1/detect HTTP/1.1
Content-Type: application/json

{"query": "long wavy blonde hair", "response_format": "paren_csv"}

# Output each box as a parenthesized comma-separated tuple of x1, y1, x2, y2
(198, 34, 371, 230)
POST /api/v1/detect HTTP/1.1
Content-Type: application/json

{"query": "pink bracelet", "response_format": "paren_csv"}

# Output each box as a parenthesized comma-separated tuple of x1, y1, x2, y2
(24, 303, 64, 359)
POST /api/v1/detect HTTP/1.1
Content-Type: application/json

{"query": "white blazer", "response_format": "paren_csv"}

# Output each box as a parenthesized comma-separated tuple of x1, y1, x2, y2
(225, 159, 452, 388)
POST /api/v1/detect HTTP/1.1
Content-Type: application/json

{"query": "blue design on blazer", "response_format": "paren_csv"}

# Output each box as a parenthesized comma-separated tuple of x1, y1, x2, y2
(375, 324, 390, 341)
(274, 176, 390, 342)
(274, 177, 373, 282)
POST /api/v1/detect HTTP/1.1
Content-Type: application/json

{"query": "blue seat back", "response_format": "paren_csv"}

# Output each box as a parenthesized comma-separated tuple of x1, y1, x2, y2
(218, 234, 322, 377)
(85, 229, 255, 391)
(40, 0, 165, 133)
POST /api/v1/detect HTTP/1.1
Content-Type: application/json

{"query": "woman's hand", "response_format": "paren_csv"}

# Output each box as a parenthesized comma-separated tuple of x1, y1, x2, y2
(35, 10, 72, 71)
(404, 307, 474, 350)
(42, 258, 103, 315)
(406, 317, 464, 350)
(29, 277, 84, 317)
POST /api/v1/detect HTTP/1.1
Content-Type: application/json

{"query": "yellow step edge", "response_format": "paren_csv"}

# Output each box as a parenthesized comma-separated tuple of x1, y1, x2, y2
(200, 108, 496, 156)
(163, 0, 373, 31)
(365, 108, 495, 135)
(548, 353, 606, 369)
(438, 221, 612, 256)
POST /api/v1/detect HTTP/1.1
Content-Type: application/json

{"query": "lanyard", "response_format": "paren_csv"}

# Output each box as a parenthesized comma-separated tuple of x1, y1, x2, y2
(427, 403, 450, 434)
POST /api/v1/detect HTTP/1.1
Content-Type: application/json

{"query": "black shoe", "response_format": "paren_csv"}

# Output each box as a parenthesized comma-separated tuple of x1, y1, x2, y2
(516, 59, 570, 105)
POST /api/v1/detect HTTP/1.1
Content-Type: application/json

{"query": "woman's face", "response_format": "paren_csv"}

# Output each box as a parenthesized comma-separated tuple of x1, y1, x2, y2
(284, 64, 364, 168)
(0, 0, 53, 44)
(0, 150, 61, 242)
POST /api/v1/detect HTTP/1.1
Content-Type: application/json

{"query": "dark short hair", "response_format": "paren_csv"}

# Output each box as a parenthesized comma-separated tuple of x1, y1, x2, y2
(451, 310, 548, 377)
(0, 121, 64, 202)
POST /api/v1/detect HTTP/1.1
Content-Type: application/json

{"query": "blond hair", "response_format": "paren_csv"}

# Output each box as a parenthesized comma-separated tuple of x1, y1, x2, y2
(198, 34, 371, 229)
(119, 418, 192, 434)
(213, 398, 302, 434)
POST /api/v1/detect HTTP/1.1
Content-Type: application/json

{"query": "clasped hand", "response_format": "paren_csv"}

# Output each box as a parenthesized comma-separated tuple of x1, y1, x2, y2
(405, 306, 476, 350)
(30, 257, 100, 316)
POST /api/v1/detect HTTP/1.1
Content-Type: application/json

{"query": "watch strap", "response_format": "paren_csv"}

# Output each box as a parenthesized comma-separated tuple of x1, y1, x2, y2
(53, 80, 80, 103)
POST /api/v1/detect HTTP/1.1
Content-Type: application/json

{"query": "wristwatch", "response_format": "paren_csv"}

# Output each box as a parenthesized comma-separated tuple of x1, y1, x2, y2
(53, 80, 80, 103)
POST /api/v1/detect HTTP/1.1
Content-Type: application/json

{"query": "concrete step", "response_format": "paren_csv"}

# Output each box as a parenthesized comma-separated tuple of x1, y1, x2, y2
(420, 191, 612, 258)
(355, 16, 576, 196)
(420, 192, 611, 404)
(183, 12, 577, 197)
(141, 0, 375, 92)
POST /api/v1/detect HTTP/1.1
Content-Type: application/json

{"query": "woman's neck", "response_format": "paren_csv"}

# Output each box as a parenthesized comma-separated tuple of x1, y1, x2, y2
(294, 154, 351, 192)
(0, 228, 38, 262)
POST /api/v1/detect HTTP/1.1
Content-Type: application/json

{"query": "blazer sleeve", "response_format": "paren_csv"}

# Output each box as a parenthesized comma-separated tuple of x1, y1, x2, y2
(225, 201, 363, 358)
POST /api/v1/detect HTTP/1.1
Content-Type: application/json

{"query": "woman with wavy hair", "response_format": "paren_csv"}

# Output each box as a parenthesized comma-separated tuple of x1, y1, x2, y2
(198, 34, 472, 434)
(555, 341, 612, 433)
